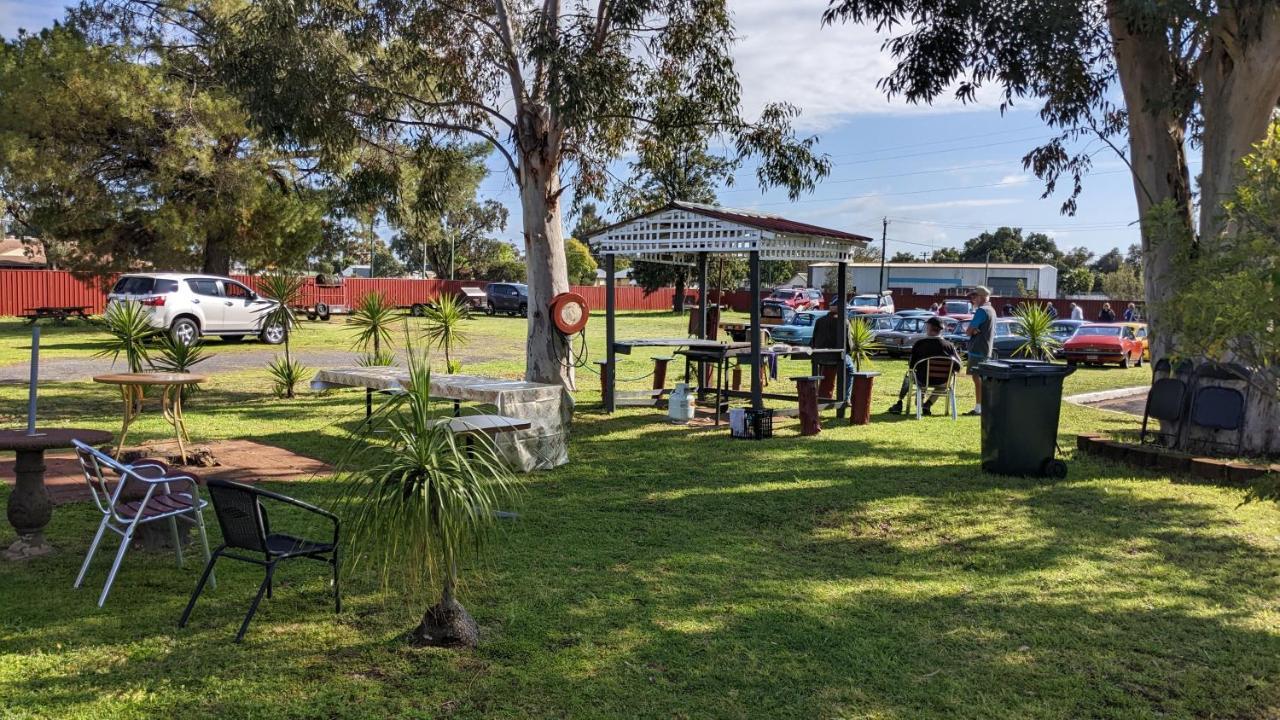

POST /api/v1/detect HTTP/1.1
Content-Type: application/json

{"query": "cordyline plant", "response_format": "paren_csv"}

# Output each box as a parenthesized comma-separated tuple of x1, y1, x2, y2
(255, 272, 307, 398)
(847, 317, 883, 372)
(421, 293, 469, 373)
(335, 337, 519, 647)
(97, 300, 157, 373)
(347, 291, 398, 361)
(1012, 303, 1061, 362)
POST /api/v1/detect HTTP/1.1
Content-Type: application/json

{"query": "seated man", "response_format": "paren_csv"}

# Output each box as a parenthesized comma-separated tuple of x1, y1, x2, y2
(887, 316, 960, 415)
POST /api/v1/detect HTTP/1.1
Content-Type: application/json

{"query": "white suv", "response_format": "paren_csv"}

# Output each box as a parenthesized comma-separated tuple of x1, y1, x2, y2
(107, 273, 285, 345)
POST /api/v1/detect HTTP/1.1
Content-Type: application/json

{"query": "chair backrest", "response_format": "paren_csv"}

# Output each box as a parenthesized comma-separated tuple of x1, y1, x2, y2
(914, 356, 957, 387)
(72, 439, 128, 516)
(1146, 377, 1187, 423)
(1190, 386, 1245, 431)
(206, 479, 270, 553)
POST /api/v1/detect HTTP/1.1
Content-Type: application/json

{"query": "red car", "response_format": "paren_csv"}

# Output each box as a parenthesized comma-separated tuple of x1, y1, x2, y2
(1061, 323, 1145, 368)
(764, 287, 826, 310)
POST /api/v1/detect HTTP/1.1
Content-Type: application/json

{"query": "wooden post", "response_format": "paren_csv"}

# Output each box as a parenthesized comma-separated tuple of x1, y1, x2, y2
(792, 375, 822, 436)
(604, 254, 616, 413)
(749, 250, 762, 411)
(652, 356, 671, 392)
(696, 252, 710, 389)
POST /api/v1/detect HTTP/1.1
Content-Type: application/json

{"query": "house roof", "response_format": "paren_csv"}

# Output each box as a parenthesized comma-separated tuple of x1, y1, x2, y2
(588, 201, 871, 264)
(0, 237, 46, 268)
(812, 261, 1054, 271)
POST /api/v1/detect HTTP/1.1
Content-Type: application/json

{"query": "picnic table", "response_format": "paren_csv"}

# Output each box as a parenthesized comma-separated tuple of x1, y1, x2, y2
(21, 306, 93, 324)
(310, 368, 569, 472)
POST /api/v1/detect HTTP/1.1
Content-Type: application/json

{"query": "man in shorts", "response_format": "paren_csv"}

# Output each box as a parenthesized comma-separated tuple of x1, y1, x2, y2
(964, 286, 996, 416)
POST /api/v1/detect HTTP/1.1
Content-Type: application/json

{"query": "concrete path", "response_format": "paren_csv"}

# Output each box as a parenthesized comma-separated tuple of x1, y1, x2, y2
(1065, 386, 1149, 417)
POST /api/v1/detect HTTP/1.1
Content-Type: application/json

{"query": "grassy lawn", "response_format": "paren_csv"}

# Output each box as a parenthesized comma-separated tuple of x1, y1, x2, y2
(2, 312, 1278, 719)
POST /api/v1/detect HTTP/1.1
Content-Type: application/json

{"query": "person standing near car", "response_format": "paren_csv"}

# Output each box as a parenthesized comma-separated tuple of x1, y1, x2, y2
(964, 286, 997, 416)
(1123, 302, 1139, 322)
(1098, 302, 1116, 322)
(1069, 302, 1084, 320)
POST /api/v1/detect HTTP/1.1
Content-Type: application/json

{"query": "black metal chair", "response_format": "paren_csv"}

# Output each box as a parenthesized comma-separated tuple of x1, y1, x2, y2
(1183, 363, 1251, 455)
(1140, 374, 1189, 447)
(179, 479, 340, 642)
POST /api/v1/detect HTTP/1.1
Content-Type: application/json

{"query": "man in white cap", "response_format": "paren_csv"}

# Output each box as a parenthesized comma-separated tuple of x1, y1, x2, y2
(964, 286, 997, 415)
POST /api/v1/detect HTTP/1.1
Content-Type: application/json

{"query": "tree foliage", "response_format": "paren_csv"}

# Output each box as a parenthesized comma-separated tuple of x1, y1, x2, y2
(0, 21, 323, 275)
(1059, 266, 1096, 296)
(564, 238, 598, 286)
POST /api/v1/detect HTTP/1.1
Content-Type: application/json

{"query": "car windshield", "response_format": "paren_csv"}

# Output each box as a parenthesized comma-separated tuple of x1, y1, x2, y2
(769, 289, 798, 299)
(944, 301, 971, 313)
(851, 296, 879, 307)
(996, 322, 1024, 337)
(1050, 323, 1078, 334)
(789, 313, 818, 327)
(1076, 326, 1122, 337)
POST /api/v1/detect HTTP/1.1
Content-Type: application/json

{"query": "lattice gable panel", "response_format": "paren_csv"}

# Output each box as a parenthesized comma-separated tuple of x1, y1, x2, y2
(591, 209, 765, 256)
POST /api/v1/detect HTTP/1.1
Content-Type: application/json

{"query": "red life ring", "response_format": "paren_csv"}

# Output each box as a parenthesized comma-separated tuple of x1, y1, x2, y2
(550, 292, 589, 335)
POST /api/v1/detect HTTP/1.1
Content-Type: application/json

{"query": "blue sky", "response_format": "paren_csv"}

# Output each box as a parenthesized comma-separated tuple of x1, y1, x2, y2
(3, 0, 1153, 260)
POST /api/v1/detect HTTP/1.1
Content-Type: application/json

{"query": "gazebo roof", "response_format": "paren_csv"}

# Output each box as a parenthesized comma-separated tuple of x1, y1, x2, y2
(588, 201, 871, 264)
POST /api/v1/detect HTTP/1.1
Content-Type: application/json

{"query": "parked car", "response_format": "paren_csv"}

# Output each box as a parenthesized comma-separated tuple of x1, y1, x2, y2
(722, 302, 798, 342)
(856, 312, 897, 332)
(766, 287, 825, 310)
(848, 291, 894, 315)
(875, 315, 961, 357)
(894, 309, 936, 318)
(1061, 323, 1146, 368)
(485, 282, 529, 316)
(1048, 319, 1086, 358)
(938, 299, 973, 316)
(945, 319, 1028, 358)
(1121, 322, 1150, 361)
(107, 273, 284, 345)
(768, 310, 830, 346)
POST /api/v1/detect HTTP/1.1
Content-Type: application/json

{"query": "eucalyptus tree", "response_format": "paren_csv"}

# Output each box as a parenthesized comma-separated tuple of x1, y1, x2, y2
(824, 0, 1280, 452)
(203, 0, 829, 390)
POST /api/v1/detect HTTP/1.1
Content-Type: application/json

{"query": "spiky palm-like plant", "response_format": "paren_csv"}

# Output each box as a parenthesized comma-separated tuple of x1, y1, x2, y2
(153, 334, 209, 401)
(1012, 303, 1061, 361)
(848, 317, 884, 372)
(421, 293, 469, 373)
(97, 300, 158, 372)
(348, 291, 398, 360)
(255, 272, 306, 398)
(336, 339, 519, 647)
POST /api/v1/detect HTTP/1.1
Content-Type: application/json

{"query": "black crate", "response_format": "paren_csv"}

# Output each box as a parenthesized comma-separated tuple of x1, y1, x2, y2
(731, 407, 774, 440)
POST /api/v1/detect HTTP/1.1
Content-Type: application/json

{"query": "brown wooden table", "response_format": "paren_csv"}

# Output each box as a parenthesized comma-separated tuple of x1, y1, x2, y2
(1, 428, 113, 560)
(93, 372, 207, 463)
(21, 306, 93, 324)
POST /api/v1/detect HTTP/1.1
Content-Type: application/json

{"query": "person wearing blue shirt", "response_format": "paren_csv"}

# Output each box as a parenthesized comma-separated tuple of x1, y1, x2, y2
(964, 286, 997, 416)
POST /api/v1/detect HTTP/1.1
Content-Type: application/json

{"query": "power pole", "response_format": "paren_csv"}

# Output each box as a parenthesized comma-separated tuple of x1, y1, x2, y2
(878, 217, 888, 294)
(984, 251, 990, 286)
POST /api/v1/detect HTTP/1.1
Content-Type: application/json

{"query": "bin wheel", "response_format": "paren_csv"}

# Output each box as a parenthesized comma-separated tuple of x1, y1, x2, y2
(410, 303, 425, 317)
(315, 302, 331, 321)
(1042, 459, 1068, 479)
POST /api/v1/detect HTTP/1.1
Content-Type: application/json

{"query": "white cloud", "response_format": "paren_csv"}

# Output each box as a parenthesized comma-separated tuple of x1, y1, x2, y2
(889, 198, 1022, 212)
(730, 0, 1005, 131)
(998, 174, 1030, 186)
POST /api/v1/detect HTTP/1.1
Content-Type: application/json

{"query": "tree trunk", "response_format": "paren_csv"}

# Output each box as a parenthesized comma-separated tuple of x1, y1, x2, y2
(1106, 6, 1194, 362)
(203, 229, 232, 275)
(673, 273, 687, 313)
(518, 151, 573, 392)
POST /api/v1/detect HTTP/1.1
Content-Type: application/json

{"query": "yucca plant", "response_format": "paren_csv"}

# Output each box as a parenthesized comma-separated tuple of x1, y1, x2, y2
(96, 300, 158, 372)
(848, 317, 884, 372)
(356, 350, 397, 367)
(1012, 302, 1061, 361)
(421, 293, 469, 372)
(153, 335, 209, 401)
(267, 356, 311, 398)
(256, 272, 306, 398)
(348, 291, 398, 360)
(335, 339, 519, 648)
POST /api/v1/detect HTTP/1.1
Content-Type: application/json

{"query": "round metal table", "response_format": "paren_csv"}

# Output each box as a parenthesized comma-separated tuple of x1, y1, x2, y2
(1, 428, 113, 560)
(93, 372, 207, 464)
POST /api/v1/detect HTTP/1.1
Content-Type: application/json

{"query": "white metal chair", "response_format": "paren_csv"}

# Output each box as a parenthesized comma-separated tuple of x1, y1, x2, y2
(72, 440, 214, 606)
(903, 356, 961, 420)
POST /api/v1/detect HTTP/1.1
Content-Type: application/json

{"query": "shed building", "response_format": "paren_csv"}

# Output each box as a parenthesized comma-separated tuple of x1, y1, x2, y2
(809, 262, 1058, 299)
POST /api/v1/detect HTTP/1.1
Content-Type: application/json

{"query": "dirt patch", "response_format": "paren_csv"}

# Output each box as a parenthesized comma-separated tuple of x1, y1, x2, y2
(1, 439, 332, 505)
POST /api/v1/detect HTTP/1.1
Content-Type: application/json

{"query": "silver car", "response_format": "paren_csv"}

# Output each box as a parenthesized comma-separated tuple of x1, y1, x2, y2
(874, 315, 960, 357)
(107, 273, 285, 345)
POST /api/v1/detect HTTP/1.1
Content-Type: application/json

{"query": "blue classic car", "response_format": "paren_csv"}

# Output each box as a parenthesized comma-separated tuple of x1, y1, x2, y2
(768, 310, 830, 346)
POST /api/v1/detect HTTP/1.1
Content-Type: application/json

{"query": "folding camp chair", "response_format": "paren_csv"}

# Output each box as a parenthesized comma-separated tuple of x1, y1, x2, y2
(1182, 363, 1251, 455)
(1140, 364, 1189, 447)
(179, 479, 340, 642)
(72, 440, 214, 607)
(904, 355, 961, 420)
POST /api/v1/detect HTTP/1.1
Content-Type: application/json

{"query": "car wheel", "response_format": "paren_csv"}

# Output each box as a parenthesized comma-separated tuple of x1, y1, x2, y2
(260, 323, 286, 345)
(315, 303, 331, 321)
(485, 304, 495, 316)
(169, 317, 199, 346)
(1120, 353, 1132, 369)
(1135, 352, 1143, 368)
(518, 303, 528, 317)
(220, 335, 245, 343)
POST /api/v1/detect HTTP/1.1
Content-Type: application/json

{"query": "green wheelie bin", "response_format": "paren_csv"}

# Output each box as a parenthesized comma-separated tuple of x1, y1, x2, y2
(974, 359, 1075, 477)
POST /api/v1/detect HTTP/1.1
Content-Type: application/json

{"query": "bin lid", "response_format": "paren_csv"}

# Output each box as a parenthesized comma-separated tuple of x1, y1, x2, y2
(974, 359, 1076, 379)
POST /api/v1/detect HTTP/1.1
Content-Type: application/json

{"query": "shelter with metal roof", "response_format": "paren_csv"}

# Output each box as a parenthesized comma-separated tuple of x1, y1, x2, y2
(588, 201, 872, 415)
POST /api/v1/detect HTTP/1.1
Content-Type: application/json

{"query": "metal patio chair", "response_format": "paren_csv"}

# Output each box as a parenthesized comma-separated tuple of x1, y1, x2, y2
(904, 355, 961, 419)
(72, 440, 214, 607)
(179, 479, 340, 642)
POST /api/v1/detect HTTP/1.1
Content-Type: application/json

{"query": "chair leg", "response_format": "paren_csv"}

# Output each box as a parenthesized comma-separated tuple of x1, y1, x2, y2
(169, 517, 184, 569)
(193, 508, 216, 591)
(914, 386, 923, 420)
(236, 563, 277, 643)
(74, 517, 110, 589)
(98, 523, 138, 607)
(332, 550, 341, 614)
(178, 547, 223, 628)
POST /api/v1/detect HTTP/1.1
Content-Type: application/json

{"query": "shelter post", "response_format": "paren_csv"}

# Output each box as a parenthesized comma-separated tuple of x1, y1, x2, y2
(696, 252, 709, 339)
(749, 250, 762, 410)
(604, 253, 616, 413)
(836, 261, 848, 417)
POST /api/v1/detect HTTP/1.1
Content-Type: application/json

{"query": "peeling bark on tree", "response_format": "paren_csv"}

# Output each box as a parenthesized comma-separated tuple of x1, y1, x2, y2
(517, 128, 574, 392)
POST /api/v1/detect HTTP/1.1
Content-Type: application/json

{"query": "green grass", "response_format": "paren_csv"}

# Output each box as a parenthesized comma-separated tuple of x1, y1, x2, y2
(2, 312, 1278, 719)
